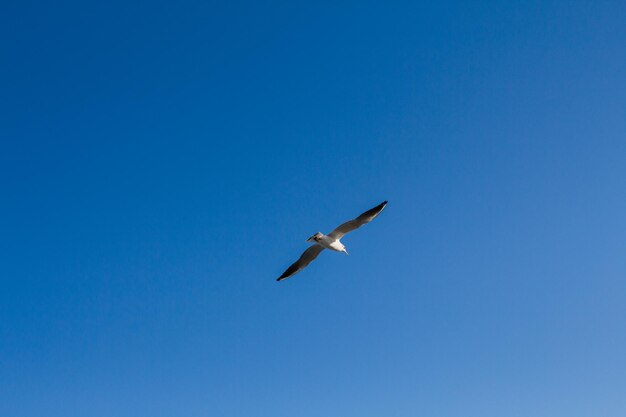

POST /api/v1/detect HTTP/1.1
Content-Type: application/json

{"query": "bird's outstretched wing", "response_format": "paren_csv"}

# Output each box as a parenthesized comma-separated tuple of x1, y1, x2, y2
(327, 201, 388, 240)
(277, 245, 325, 281)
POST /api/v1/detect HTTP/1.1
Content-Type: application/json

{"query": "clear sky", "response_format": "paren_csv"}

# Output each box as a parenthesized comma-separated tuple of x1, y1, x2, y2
(1, 1, 625, 416)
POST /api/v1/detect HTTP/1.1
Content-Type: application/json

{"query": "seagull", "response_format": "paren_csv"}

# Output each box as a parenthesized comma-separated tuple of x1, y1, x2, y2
(276, 201, 388, 281)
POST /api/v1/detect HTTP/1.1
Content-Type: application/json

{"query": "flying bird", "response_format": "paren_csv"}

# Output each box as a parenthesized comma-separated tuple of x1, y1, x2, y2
(276, 201, 388, 281)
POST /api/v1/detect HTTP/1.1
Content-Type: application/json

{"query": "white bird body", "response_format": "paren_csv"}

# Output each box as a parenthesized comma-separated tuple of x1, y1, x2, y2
(277, 201, 387, 281)
(314, 234, 347, 254)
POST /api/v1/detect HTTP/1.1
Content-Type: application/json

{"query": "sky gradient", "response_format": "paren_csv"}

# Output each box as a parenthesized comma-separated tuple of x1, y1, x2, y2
(1, 1, 625, 416)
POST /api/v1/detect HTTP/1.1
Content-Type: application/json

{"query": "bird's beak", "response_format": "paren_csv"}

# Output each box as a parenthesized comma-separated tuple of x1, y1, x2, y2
(306, 236, 314, 242)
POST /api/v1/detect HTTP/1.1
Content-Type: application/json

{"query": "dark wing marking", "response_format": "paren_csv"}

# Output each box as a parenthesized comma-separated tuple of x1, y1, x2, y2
(327, 201, 388, 240)
(276, 245, 325, 281)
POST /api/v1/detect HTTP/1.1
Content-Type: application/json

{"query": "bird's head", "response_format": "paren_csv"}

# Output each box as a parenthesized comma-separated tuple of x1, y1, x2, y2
(306, 232, 323, 242)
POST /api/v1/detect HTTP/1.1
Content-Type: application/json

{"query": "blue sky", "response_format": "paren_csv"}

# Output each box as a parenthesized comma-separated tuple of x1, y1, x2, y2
(1, 1, 625, 416)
